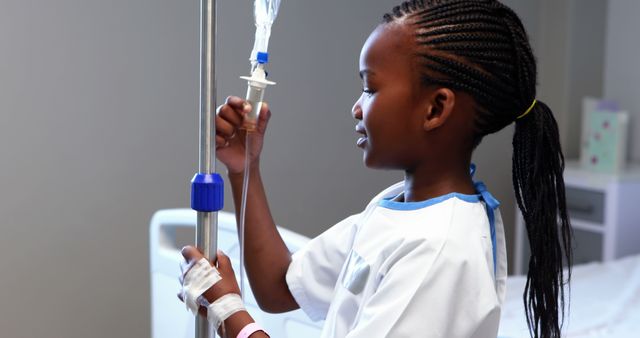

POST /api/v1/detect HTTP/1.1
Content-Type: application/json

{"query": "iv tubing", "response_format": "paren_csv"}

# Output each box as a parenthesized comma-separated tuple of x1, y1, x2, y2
(238, 134, 252, 300)
(238, 60, 274, 302)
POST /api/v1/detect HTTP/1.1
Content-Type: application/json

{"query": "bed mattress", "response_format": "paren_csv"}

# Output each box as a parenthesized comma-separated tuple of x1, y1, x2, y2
(499, 255, 640, 338)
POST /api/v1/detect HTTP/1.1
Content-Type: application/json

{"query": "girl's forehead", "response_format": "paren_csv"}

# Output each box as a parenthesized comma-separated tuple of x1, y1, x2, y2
(359, 23, 415, 74)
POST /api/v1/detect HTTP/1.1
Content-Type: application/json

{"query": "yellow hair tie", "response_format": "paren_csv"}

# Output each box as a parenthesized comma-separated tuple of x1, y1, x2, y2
(516, 99, 537, 120)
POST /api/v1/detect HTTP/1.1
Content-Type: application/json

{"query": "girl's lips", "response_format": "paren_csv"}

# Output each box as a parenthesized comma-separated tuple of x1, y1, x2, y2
(355, 124, 367, 148)
(357, 136, 367, 148)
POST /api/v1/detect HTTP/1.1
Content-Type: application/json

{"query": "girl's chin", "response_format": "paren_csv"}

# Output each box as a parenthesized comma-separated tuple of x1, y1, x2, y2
(363, 152, 384, 169)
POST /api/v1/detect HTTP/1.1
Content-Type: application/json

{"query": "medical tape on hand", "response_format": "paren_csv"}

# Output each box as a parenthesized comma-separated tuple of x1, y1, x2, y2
(182, 258, 222, 314)
(207, 293, 246, 330)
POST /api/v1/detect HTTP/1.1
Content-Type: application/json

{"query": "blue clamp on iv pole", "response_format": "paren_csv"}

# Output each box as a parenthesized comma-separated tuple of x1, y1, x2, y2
(191, 1, 221, 337)
(191, 173, 224, 212)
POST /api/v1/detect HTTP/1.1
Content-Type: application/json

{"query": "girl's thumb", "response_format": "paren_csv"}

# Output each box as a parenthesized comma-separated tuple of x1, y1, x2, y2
(216, 250, 232, 268)
(257, 103, 271, 133)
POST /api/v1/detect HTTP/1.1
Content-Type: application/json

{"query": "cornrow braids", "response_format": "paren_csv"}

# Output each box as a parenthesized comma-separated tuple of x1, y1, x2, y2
(383, 1, 573, 338)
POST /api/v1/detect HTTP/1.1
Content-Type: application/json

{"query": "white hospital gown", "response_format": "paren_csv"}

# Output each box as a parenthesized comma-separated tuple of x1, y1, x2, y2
(286, 181, 507, 338)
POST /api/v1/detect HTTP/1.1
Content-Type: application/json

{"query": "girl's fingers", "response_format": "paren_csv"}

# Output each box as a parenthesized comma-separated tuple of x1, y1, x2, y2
(179, 260, 192, 275)
(224, 96, 247, 112)
(215, 135, 227, 148)
(222, 96, 253, 124)
(215, 250, 233, 273)
(218, 96, 266, 134)
(217, 101, 244, 127)
(215, 115, 236, 138)
(181, 246, 203, 262)
(179, 259, 195, 284)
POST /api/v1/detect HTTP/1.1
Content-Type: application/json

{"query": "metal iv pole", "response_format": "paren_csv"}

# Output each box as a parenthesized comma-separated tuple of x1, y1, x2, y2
(191, 0, 223, 337)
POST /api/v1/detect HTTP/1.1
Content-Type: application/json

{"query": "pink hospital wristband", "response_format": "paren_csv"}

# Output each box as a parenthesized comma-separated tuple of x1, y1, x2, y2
(237, 322, 269, 338)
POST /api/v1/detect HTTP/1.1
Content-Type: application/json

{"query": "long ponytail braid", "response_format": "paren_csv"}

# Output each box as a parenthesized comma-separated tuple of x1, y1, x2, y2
(384, 1, 572, 337)
(513, 100, 572, 337)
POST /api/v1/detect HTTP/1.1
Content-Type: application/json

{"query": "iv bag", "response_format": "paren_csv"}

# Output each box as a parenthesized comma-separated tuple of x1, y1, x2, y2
(250, 0, 282, 64)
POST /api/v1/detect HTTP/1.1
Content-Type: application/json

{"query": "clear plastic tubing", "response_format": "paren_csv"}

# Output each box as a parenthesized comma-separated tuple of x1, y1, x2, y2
(238, 0, 279, 299)
(238, 57, 274, 300)
(238, 134, 252, 300)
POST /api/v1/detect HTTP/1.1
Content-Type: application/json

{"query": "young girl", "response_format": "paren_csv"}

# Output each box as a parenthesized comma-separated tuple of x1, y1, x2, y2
(179, 1, 572, 337)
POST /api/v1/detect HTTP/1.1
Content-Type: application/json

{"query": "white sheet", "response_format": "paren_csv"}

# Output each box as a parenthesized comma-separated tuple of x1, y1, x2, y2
(499, 255, 640, 338)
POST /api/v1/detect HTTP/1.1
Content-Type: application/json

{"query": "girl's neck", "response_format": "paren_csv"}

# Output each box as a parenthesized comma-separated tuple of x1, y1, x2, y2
(400, 162, 476, 203)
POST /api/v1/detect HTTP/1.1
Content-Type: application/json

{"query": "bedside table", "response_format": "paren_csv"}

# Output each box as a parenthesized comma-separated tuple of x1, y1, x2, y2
(514, 160, 640, 275)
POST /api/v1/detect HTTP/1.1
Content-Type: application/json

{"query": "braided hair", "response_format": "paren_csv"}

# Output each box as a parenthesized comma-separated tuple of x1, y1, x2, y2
(383, 1, 572, 337)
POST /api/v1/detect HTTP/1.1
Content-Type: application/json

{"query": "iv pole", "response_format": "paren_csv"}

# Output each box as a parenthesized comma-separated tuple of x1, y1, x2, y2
(191, 0, 223, 337)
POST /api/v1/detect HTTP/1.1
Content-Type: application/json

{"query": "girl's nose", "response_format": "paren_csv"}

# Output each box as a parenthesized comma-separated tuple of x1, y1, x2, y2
(351, 98, 363, 120)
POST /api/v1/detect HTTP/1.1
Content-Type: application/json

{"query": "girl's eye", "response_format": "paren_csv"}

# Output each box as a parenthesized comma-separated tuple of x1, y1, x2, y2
(362, 88, 376, 96)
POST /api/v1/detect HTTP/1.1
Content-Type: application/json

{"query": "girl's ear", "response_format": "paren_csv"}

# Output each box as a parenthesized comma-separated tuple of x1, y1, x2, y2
(423, 88, 455, 132)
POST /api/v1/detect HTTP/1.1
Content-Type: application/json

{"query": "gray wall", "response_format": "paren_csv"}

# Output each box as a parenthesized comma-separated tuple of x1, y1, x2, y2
(0, 1, 544, 337)
(0, 1, 198, 337)
(536, 0, 608, 160)
(604, 0, 640, 162)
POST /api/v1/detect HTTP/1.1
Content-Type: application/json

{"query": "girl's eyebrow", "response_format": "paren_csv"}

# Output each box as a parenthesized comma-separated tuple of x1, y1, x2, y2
(359, 69, 375, 79)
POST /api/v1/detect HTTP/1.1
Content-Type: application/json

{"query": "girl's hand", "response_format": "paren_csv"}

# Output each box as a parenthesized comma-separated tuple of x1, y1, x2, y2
(215, 96, 271, 174)
(178, 246, 241, 311)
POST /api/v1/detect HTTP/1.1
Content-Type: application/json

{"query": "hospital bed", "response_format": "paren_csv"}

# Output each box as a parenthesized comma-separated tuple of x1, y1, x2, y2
(149, 209, 323, 338)
(498, 253, 640, 338)
(150, 209, 640, 338)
